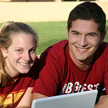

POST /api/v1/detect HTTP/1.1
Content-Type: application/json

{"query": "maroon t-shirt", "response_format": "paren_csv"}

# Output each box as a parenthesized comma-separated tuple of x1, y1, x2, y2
(0, 58, 39, 108)
(33, 40, 108, 96)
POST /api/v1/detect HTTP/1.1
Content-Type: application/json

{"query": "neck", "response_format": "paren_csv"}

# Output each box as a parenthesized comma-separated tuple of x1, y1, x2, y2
(5, 66, 19, 79)
(69, 52, 94, 70)
(5, 59, 20, 79)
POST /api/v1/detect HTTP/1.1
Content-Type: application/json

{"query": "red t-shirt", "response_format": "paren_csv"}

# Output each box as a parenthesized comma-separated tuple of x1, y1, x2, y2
(0, 58, 39, 108)
(33, 40, 108, 96)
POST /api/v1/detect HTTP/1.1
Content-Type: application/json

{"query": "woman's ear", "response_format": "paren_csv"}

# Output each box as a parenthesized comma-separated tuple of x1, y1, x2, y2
(0, 47, 8, 58)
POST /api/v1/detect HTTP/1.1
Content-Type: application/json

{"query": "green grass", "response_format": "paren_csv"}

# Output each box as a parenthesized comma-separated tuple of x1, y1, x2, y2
(105, 21, 108, 42)
(27, 21, 108, 55)
(0, 21, 108, 55)
(27, 21, 67, 55)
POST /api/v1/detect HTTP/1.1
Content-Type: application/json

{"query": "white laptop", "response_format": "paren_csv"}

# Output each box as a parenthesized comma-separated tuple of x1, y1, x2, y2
(31, 90, 98, 108)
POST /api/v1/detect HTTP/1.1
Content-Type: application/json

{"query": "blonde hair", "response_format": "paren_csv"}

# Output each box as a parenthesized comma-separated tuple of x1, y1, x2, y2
(0, 21, 38, 87)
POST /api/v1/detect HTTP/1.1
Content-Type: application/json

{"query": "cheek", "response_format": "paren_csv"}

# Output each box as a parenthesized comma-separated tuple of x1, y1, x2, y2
(8, 53, 20, 61)
(68, 36, 78, 44)
(88, 38, 101, 47)
(31, 54, 36, 61)
(6, 55, 19, 67)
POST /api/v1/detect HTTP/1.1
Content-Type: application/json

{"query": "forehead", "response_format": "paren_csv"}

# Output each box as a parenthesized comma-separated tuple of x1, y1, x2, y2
(10, 33, 35, 48)
(11, 32, 33, 41)
(70, 19, 99, 33)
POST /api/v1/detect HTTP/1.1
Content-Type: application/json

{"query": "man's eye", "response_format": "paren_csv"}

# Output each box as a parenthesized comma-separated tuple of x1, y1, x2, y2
(88, 34, 96, 37)
(72, 32, 79, 35)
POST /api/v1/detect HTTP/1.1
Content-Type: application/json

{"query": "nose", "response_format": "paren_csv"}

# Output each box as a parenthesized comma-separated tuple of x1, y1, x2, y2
(23, 52, 31, 61)
(78, 35, 88, 47)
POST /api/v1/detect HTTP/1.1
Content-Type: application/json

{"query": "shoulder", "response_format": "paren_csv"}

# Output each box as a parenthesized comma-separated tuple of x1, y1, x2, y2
(99, 42, 108, 50)
(38, 40, 69, 78)
(40, 40, 68, 60)
(95, 42, 108, 65)
(96, 42, 108, 56)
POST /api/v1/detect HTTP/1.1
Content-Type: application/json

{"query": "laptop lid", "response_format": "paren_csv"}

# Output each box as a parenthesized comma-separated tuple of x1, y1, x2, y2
(31, 90, 98, 108)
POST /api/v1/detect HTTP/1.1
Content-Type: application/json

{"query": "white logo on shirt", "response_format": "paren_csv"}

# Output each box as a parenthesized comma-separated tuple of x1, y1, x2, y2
(62, 81, 99, 93)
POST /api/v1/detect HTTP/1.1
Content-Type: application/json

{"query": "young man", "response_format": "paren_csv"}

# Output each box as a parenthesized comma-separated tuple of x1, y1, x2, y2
(32, 2, 108, 108)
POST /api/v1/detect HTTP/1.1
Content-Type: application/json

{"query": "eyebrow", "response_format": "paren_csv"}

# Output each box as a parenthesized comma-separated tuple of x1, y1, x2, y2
(87, 32, 98, 36)
(71, 30, 79, 33)
(71, 30, 98, 36)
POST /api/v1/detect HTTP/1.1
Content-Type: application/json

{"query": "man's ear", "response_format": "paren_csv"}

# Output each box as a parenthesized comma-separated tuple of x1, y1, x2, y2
(100, 31, 107, 44)
(0, 47, 8, 58)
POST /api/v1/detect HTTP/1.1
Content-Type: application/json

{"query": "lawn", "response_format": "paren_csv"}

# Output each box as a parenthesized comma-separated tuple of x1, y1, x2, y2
(0, 21, 108, 55)
(27, 21, 67, 55)
(27, 21, 108, 55)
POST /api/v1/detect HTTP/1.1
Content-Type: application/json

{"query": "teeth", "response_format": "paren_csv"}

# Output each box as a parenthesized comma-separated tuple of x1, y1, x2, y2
(77, 47, 88, 52)
(19, 62, 29, 65)
(78, 48, 87, 51)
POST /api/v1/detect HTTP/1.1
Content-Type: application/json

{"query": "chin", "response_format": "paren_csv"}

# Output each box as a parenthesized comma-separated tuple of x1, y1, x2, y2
(20, 70, 30, 74)
(22, 72, 29, 74)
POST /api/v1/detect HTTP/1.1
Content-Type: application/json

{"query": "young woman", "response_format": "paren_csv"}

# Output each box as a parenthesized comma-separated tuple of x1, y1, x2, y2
(0, 21, 38, 108)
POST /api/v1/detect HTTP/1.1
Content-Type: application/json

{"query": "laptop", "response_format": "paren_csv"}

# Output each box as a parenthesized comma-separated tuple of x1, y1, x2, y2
(31, 90, 98, 108)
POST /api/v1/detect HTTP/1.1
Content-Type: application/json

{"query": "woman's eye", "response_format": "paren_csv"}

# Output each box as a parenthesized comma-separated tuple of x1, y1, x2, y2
(16, 49, 22, 53)
(30, 49, 36, 54)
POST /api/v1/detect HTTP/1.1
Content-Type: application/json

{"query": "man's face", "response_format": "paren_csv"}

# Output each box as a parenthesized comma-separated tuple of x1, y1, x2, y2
(67, 19, 103, 65)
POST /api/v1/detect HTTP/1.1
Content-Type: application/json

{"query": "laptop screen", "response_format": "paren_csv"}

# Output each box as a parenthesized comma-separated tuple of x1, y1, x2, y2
(31, 90, 98, 108)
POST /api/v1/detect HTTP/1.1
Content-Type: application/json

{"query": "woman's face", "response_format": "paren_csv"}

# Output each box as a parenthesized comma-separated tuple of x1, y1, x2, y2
(1, 33, 36, 78)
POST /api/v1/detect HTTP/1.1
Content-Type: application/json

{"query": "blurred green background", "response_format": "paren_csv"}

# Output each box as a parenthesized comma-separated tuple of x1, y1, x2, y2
(0, 21, 108, 55)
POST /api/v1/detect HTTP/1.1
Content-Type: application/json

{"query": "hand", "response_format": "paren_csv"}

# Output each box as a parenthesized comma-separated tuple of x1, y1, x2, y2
(95, 95, 108, 108)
